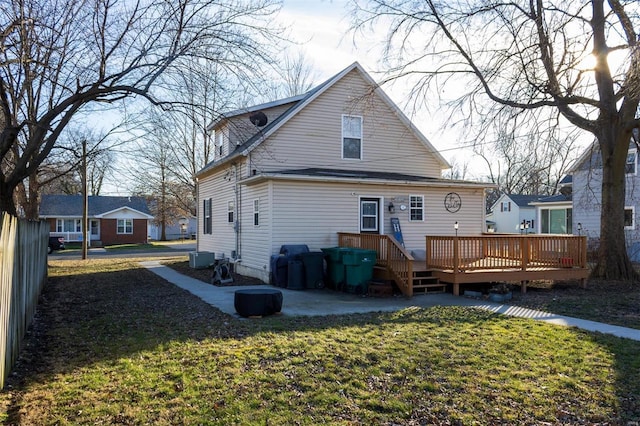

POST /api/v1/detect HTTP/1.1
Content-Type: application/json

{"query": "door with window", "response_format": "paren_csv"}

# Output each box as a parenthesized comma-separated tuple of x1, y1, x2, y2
(360, 198, 380, 234)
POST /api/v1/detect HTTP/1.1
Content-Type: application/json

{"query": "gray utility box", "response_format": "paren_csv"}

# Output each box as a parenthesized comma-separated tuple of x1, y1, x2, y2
(189, 251, 215, 269)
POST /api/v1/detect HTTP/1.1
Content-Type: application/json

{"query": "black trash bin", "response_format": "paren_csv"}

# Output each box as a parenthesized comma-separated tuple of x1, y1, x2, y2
(270, 254, 290, 287)
(287, 259, 305, 290)
(299, 252, 325, 289)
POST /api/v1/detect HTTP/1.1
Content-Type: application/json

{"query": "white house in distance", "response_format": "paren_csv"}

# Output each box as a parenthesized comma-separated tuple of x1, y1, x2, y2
(529, 176, 573, 235)
(196, 62, 493, 282)
(488, 194, 542, 234)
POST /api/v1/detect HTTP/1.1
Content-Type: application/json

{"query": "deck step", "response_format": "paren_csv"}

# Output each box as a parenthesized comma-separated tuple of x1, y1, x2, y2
(411, 269, 446, 294)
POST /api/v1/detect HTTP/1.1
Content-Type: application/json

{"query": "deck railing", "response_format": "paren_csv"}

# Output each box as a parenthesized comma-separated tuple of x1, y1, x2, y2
(338, 232, 414, 297)
(425, 234, 588, 273)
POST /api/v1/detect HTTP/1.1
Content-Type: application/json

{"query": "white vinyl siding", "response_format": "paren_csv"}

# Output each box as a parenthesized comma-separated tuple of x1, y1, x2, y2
(249, 69, 444, 177)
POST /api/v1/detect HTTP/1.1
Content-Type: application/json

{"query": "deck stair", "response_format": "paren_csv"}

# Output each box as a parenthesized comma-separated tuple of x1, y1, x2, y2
(411, 269, 446, 294)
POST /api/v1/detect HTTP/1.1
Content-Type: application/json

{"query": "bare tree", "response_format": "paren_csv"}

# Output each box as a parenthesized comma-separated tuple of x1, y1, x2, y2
(0, 0, 283, 216)
(352, 0, 640, 281)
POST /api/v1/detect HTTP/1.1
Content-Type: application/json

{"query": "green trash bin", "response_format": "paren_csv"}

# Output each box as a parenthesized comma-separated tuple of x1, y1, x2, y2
(344, 249, 377, 294)
(299, 252, 325, 289)
(321, 247, 351, 290)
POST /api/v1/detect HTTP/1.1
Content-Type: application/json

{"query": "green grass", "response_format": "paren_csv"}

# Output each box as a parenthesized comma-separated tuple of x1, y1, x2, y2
(1, 258, 640, 424)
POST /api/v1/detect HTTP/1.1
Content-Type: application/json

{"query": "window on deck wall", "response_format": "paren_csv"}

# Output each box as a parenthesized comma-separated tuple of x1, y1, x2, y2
(540, 208, 572, 234)
(342, 115, 362, 159)
(117, 219, 133, 234)
(409, 195, 424, 221)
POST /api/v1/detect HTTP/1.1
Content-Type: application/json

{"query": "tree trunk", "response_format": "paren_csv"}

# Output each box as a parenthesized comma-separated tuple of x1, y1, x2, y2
(0, 180, 18, 216)
(592, 128, 639, 282)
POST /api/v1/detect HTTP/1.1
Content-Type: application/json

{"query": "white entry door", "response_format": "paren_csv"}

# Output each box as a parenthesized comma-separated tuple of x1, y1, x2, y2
(360, 198, 380, 233)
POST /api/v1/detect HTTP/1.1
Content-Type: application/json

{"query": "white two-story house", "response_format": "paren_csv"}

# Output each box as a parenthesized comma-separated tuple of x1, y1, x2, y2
(196, 62, 493, 282)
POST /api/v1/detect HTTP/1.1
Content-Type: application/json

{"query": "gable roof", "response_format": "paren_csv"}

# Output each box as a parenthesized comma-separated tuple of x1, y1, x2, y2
(570, 129, 639, 173)
(197, 62, 450, 177)
(40, 195, 152, 218)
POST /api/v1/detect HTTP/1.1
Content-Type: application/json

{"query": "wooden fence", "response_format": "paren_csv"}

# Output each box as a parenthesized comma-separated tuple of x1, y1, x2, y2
(0, 213, 49, 389)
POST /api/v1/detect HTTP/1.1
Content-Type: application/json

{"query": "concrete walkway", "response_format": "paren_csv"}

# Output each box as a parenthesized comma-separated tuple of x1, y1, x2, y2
(140, 260, 640, 342)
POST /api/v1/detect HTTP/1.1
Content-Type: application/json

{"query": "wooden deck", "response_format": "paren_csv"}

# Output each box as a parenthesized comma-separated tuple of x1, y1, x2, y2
(338, 233, 590, 297)
(426, 235, 590, 295)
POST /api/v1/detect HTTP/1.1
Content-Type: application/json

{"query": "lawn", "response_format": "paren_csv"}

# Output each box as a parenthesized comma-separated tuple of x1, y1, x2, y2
(1, 258, 640, 425)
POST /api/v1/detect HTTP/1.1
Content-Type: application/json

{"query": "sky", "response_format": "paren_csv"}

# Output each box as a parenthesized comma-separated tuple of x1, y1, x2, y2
(276, 0, 479, 172)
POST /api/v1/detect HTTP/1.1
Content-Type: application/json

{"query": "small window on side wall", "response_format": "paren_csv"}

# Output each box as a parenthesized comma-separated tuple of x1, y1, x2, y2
(253, 199, 260, 226)
(342, 115, 362, 159)
(228, 201, 235, 223)
(626, 150, 637, 175)
(624, 206, 635, 229)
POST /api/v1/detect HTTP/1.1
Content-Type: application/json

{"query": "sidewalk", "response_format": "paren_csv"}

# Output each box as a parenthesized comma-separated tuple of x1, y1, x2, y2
(141, 260, 640, 342)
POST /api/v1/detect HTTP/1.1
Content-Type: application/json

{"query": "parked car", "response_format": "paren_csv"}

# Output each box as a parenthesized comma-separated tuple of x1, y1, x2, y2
(48, 236, 65, 254)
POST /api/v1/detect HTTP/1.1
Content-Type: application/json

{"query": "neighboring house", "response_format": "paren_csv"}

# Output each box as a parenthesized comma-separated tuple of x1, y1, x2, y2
(148, 216, 197, 241)
(530, 176, 573, 235)
(489, 194, 543, 233)
(196, 62, 493, 282)
(571, 132, 640, 258)
(39, 195, 153, 246)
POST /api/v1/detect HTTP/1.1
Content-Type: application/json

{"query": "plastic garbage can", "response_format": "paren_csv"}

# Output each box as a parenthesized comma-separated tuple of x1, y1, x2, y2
(344, 249, 377, 294)
(299, 252, 325, 289)
(321, 247, 351, 290)
(287, 259, 305, 290)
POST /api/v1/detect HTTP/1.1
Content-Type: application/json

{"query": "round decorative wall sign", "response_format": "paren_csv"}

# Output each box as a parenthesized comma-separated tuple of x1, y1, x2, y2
(444, 192, 462, 213)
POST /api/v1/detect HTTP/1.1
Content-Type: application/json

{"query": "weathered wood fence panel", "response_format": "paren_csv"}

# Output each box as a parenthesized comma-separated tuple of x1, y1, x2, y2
(0, 213, 48, 389)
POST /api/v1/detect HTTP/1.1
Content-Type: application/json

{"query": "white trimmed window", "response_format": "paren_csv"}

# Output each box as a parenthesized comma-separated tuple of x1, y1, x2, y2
(625, 206, 635, 230)
(56, 219, 81, 233)
(409, 195, 424, 221)
(203, 198, 212, 234)
(253, 199, 260, 226)
(626, 150, 637, 175)
(117, 219, 133, 234)
(228, 201, 235, 223)
(342, 115, 362, 159)
(501, 201, 511, 212)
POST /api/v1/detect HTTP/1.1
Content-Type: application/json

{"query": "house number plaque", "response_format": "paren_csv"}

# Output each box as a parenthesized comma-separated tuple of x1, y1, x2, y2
(444, 192, 461, 213)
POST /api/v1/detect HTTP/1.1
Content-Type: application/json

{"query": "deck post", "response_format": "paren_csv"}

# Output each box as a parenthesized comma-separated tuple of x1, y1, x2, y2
(521, 235, 529, 271)
(453, 236, 459, 295)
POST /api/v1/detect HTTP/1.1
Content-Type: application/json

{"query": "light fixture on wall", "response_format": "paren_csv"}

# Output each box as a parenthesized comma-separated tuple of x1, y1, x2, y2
(454, 221, 459, 237)
(577, 222, 582, 236)
(388, 202, 395, 213)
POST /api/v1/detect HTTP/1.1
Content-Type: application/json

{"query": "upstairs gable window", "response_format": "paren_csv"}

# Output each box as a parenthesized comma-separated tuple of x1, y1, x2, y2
(342, 115, 362, 159)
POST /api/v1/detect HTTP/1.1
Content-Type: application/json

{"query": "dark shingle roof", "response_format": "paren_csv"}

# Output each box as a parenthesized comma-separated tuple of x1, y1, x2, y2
(40, 195, 151, 217)
(505, 194, 545, 207)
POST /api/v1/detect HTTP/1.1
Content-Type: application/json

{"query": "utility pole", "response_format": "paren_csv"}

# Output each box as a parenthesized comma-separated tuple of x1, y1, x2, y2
(82, 139, 88, 260)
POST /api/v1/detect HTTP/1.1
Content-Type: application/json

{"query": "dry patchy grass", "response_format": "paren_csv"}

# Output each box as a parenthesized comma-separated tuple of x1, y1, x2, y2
(1, 258, 639, 425)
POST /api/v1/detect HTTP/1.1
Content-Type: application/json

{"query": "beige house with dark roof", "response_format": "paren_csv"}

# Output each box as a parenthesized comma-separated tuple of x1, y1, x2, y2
(196, 62, 492, 282)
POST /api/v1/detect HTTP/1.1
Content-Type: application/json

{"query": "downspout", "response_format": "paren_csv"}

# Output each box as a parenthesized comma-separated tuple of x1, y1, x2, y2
(234, 162, 241, 261)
